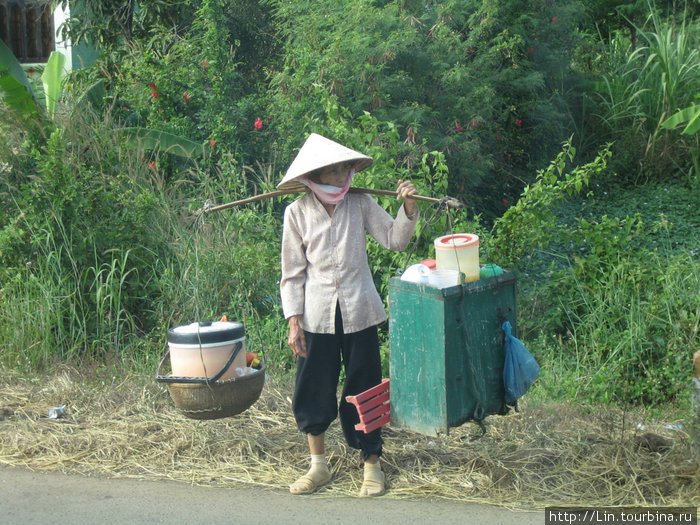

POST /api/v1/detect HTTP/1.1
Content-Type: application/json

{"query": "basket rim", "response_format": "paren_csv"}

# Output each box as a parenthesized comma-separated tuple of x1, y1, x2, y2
(159, 361, 265, 386)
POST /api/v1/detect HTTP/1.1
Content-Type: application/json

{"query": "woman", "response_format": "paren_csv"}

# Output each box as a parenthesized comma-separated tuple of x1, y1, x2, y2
(279, 133, 419, 497)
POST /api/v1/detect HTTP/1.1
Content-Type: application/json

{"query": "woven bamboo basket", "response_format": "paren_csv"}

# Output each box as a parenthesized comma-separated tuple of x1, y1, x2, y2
(156, 341, 266, 420)
(163, 363, 266, 420)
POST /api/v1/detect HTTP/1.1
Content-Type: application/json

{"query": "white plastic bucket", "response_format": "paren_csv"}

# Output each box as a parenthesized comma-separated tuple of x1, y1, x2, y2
(167, 321, 246, 381)
(428, 269, 460, 288)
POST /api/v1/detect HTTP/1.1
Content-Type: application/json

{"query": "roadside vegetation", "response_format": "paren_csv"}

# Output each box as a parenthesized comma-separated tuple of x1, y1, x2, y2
(1, 0, 698, 424)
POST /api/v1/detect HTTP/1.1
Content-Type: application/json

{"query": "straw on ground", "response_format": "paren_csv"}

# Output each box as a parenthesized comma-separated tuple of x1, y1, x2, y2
(0, 367, 697, 509)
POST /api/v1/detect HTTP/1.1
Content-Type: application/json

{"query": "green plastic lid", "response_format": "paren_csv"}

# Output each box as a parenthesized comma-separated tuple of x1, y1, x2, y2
(480, 263, 504, 279)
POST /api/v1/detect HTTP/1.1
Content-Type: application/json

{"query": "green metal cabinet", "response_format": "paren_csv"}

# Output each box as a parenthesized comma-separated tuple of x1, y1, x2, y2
(388, 273, 517, 436)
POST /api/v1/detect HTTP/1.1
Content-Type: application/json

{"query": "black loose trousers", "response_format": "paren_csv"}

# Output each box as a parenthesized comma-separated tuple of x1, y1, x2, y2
(292, 304, 383, 460)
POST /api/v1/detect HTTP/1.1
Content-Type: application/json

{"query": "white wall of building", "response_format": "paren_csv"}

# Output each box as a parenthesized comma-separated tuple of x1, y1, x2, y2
(52, 3, 73, 70)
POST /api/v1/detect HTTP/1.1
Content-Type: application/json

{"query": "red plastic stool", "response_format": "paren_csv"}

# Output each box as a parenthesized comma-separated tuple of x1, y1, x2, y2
(345, 378, 391, 434)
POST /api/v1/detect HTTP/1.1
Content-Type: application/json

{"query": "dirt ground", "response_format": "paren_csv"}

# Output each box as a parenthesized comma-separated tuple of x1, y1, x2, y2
(0, 466, 546, 524)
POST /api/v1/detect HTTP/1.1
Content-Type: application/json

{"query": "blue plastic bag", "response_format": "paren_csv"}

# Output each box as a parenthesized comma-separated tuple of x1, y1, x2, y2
(502, 321, 540, 405)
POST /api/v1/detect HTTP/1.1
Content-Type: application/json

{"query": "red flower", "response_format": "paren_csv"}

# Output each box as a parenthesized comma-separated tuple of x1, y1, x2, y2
(515, 118, 522, 126)
(28, 68, 36, 74)
(502, 198, 508, 206)
(183, 92, 190, 101)
(203, 60, 210, 70)
(151, 91, 160, 99)
(528, 46, 535, 54)
(254, 117, 263, 130)
(551, 16, 557, 23)
(209, 139, 216, 147)
(455, 123, 464, 133)
(149, 83, 157, 89)
(148, 161, 156, 168)
(123, 107, 130, 112)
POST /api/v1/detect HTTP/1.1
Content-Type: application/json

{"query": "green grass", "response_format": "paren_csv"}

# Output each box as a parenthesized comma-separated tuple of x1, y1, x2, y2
(514, 177, 699, 406)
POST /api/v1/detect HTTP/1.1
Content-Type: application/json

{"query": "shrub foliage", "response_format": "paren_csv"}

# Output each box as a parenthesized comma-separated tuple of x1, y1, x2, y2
(1, 0, 698, 406)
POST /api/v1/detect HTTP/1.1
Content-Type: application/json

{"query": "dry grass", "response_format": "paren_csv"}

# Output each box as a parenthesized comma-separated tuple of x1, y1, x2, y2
(0, 366, 697, 509)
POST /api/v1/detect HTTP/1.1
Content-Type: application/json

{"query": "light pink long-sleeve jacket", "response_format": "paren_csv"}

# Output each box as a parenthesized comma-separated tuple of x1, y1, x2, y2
(280, 192, 419, 334)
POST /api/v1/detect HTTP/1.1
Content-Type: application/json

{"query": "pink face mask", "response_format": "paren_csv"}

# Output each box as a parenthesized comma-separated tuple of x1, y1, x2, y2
(302, 169, 355, 205)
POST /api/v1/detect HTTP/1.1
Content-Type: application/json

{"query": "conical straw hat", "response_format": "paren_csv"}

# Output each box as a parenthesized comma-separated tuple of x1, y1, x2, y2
(277, 133, 373, 190)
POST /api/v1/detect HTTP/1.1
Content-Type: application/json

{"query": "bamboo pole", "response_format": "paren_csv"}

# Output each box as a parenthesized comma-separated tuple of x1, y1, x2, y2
(202, 187, 465, 214)
(203, 190, 295, 213)
(348, 187, 464, 208)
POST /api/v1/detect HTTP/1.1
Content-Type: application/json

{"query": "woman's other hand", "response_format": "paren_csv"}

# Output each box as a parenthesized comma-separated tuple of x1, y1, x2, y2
(287, 315, 307, 358)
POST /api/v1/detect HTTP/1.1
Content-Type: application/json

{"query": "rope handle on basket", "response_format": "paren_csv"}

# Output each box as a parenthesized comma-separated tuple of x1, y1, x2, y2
(155, 341, 243, 384)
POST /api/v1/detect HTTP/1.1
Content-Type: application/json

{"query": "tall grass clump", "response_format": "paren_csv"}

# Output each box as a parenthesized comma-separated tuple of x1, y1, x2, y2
(591, 2, 700, 180)
(539, 247, 699, 406)
(0, 108, 167, 369)
(0, 239, 138, 369)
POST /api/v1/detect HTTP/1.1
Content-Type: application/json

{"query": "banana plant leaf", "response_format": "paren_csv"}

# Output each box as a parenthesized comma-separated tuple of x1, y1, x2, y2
(119, 127, 206, 158)
(0, 38, 40, 119)
(41, 51, 67, 120)
(661, 104, 700, 136)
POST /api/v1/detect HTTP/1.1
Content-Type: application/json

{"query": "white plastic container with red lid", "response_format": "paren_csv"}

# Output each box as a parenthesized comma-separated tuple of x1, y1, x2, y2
(434, 233, 480, 282)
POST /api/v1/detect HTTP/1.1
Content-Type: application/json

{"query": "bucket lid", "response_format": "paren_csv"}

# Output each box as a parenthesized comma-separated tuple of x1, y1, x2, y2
(434, 233, 479, 249)
(167, 321, 245, 345)
(420, 258, 437, 269)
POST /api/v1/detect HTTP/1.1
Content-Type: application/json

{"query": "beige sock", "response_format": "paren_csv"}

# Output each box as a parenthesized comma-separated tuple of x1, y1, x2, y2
(307, 453, 331, 482)
(360, 460, 386, 497)
(290, 454, 331, 494)
(364, 460, 382, 476)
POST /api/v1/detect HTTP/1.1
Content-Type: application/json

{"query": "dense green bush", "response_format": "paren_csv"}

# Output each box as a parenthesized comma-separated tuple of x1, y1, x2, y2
(0, 106, 286, 371)
(0, 107, 172, 366)
(533, 245, 698, 406)
(491, 141, 698, 405)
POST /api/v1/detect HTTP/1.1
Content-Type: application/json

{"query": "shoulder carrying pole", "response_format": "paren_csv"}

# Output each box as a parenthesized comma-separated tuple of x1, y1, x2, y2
(202, 187, 464, 214)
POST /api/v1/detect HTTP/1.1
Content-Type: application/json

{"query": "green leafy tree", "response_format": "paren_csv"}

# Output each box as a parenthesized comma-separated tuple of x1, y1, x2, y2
(57, 0, 194, 52)
(267, 0, 587, 219)
(92, 0, 276, 176)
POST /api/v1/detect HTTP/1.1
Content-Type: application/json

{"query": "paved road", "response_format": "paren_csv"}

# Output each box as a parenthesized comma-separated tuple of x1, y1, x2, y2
(0, 466, 542, 524)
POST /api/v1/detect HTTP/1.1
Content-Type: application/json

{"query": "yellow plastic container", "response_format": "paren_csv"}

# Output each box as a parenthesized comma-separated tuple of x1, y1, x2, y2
(434, 233, 480, 282)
